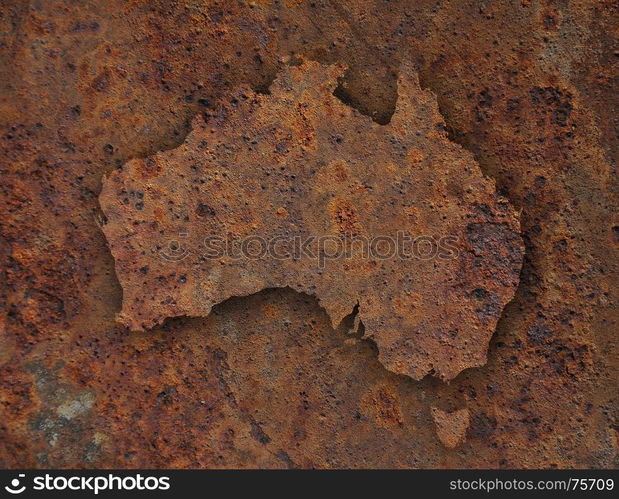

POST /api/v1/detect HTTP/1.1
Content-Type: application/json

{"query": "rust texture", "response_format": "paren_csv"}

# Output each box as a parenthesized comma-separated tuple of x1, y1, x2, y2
(1, 0, 617, 468)
(431, 407, 471, 449)
(99, 61, 522, 381)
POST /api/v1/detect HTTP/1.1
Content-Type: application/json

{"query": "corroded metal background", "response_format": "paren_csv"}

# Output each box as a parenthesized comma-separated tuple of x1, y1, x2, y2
(1, 0, 617, 468)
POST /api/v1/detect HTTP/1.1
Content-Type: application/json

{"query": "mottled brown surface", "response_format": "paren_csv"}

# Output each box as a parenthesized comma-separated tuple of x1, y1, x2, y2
(431, 407, 470, 449)
(100, 61, 522, 381)
(1, 0, 617, 469)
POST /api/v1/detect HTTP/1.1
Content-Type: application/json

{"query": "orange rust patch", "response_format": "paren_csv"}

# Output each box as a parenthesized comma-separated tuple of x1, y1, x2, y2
(362, 385, 404, 428)
(327, 196, 364, 235)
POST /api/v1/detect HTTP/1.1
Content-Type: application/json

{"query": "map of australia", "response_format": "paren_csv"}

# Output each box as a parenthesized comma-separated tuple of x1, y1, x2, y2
(99, 61, 523, 381)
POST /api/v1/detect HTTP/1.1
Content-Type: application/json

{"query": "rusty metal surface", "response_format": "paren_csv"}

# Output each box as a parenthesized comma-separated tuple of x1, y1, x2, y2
(0, 0, 617, 468)
(431, 407, 470, 449)
(99, 60, 522, 381)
